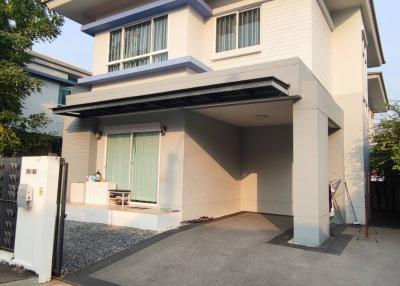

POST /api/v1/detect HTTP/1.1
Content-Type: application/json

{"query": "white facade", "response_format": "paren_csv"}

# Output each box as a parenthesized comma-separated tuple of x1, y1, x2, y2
(89, 0, 333, 92)
(23, 52, 91, 136)
(48, 0, 387, 246)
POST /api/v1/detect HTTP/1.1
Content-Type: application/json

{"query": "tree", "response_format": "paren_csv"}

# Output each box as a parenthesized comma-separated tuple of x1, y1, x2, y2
(0, 0, 64, 156)
(370, 103, 400, 212)
(370, 103, 400, 178)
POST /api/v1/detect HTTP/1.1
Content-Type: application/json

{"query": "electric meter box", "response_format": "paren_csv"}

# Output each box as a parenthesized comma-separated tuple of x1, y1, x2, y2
(17, 184, 34, 209)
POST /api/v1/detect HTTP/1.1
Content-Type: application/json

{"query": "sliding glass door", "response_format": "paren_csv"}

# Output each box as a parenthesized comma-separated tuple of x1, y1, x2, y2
(130, 132, 160, 203)
(105, 131, 160, 204)
(105, 133, 131, 189)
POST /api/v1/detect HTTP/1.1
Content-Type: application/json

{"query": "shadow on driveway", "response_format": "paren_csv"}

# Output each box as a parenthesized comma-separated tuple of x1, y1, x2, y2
(64, 212, 400, 286)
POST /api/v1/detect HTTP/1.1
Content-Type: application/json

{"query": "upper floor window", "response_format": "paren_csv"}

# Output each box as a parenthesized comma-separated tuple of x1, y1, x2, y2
(108, 15, 168, 72)
(58, 86, 71, 106)
(216, 7, 260, 53)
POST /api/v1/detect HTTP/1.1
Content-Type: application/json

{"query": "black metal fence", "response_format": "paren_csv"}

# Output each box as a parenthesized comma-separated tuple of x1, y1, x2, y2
(0, 157, 22, 251)
(52, 159, 68, 276)
(371, 181, 400, 213)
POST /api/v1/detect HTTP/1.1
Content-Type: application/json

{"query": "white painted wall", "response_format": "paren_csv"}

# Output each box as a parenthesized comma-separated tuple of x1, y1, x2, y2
(311, 0, 331, 92)
(182, 111, 241, 220)
(22, 79, 65, 136)
(204, 0, 312, 71)
(331, 8, 364, 95)
(240, 125, 293, 215)
(13, 156, 60, 283)
(66, 204, 181, 231)
(62, 117, 98, 201)
(92, 30, 109, 75)
(331, 8, 367, 224)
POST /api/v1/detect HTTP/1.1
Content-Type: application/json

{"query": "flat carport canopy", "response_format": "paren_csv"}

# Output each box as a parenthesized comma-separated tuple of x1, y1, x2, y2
(52, 77, 299, 117)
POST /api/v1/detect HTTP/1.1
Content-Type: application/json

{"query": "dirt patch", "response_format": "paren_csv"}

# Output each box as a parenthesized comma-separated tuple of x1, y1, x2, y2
(0, 262, 35, 284)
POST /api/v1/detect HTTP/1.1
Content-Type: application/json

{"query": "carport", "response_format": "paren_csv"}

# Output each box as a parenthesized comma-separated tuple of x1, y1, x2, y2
(53, 58, 344, 247)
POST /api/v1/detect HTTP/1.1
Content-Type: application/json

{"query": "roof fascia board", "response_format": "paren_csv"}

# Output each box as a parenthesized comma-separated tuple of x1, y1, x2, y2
(63, 78, 287, 112)
(78, 56, 211, 86)
(368, 72, 388, 112)
(52, 77, 291, 116)
(316, 0, 335, 31)
(81, 0, 212, 36)
(26, 68, 77, 86)
(369, 72, 388, 103)
(367, 0, 385, 65)
(29, 51, 91, 76)
(326, 0, 385, 67)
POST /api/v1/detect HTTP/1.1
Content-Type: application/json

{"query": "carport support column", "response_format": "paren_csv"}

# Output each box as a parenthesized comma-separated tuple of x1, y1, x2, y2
(293, 108, 329, 246)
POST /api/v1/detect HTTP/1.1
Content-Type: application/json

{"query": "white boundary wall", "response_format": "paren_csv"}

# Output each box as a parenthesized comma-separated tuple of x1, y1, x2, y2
(2, 156, 61, 284)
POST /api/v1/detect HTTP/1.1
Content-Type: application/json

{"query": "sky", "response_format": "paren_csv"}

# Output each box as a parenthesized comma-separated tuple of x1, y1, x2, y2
(33, 1, 399, 101)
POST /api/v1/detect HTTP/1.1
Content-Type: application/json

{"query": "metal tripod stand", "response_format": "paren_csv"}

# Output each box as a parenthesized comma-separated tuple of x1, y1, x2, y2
(356, 174, 378, 243)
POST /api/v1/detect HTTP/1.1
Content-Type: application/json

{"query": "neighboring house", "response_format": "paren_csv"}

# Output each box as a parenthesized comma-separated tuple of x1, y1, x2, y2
(48, 0, 388, 246)
(24, 51, 91, 136)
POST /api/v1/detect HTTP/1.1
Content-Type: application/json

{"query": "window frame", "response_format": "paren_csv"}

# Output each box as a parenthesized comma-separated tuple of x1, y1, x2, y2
(214, 6, 261, 54)
(58, 85, 72, 106)
(103, 123, 162, 208)
(108, 29, 122, 62)
(107, 14, 169, 72)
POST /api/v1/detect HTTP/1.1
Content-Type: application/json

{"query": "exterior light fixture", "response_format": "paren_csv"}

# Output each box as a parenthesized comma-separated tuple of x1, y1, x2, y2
(161, 125, 167, 136)
(95, 131, 102, 140)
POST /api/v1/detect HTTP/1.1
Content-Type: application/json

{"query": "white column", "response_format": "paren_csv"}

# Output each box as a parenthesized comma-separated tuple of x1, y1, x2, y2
(293, 108, 329, 247)
(14, 156, 61, 283)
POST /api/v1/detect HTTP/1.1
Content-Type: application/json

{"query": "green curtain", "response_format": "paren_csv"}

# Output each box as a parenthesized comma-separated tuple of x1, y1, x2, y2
(130, 132, 160, 203)
(105, 133, 131, 189)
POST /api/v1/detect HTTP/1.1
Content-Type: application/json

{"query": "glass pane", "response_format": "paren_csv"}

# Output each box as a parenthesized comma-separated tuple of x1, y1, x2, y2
(239, 8, 260, 48)
(123, 57, 150, 69)
(108, 64, 120, 72)
(216, 14, 236, 52)
(130, 132, 160, 203)
(153, 15, 168, 51)
(124, 21, 151, 58)
(106, 133, 131, 190)
(152, 52, 168, 63)
(58, 86, 71, 106)
(109, 29, 122, 62)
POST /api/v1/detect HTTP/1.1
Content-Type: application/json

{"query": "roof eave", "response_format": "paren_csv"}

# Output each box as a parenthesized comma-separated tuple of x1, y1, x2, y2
(367, 0, 385, 67)
(368, 72, 388, 113)
(326, 0, 385, 68)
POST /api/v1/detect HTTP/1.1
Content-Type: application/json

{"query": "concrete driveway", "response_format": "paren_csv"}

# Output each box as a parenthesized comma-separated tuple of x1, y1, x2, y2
(65, 212, 400, 286)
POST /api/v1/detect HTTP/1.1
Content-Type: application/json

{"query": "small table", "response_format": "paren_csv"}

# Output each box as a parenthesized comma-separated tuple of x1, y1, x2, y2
(109, 190, 131, 207)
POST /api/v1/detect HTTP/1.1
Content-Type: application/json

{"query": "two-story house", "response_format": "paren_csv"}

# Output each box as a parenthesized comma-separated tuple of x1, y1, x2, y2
(48, 0, 387, 247)
(25, 51, 91, 136)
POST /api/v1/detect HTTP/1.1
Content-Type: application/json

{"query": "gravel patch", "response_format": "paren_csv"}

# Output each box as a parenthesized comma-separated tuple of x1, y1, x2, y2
(63, 220, 156, 273)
